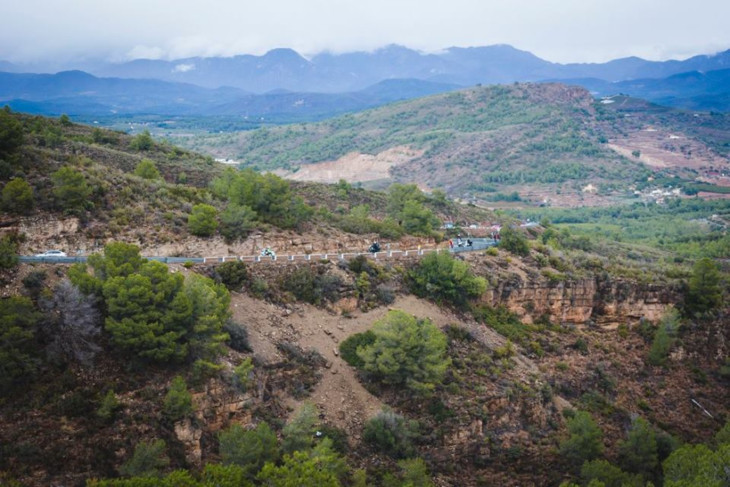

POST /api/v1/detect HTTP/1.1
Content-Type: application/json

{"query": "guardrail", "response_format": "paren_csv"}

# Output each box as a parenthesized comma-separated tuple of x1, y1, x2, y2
(18, 240, 498, 266)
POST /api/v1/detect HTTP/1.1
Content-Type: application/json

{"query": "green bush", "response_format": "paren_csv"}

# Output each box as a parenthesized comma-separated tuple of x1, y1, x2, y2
(0, 296, 40, 390)
(52, 166, 92, 211)
(210, 168, 313, 229)
(133, 159, 161, 180)
(201, 464, 251, 487)
(559, 411, 604, 465)
(357, 310, 450, 393)
(219, 422, 279, 475)
(0, 235, 19, 269)
(216, 260, 249, 291)
(163, 376, 193, 421)
(618, 416, 658, 477)
(685, 258, 723, 315)
(408, 252, 487, 308)
(338, 330, 376, 367)
(85, 243, 230, 362)
(647, 310, 680, 366)
(256, 439, 345, 487)
(499, 226, 530, 256)
(233, 357, 254, 391)
(97, 389, 121, 422)
(2, 177, 34, 214)
(130, 130, 154, 151)
(363, 408, 420, 459)
(0, 107, 24, 158)
(119, 439, 169, 478)
(22, 270, 46, 296)
(580, 459, 644, 487)
(188, 204, 219, 237)
(282, 402, 319, 454)
(663, 443, 730, 487)
(283, 267, 342, 305)
(220, 204, 256, 241)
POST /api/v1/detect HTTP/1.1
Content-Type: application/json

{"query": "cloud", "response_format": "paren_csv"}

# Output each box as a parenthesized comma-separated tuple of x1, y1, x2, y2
(0, 0, 728, 65)
(126, 45, 166, 61)
(173, 63, 195, 73)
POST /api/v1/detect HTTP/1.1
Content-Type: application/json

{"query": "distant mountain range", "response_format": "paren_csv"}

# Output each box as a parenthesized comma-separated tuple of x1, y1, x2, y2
(1, 44, 730, 118)
(0, 70, 458, 119)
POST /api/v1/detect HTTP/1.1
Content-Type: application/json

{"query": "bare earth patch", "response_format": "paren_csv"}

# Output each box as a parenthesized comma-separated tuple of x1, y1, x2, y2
(273, 146, 423, 184)
(230, 292, 536, 441)
(608, 127, 730, 172)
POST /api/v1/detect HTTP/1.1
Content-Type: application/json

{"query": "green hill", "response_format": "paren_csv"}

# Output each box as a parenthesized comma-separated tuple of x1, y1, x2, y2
(171, 83, 730, 207)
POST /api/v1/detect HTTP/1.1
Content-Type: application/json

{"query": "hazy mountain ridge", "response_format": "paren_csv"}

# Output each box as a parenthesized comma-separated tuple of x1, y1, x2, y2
(0, 70, 458, 119)
(87, 44, 730, 92)
(3, 44, 730, 119)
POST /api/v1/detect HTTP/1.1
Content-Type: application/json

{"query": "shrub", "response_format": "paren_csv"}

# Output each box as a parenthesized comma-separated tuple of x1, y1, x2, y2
(685, 258, 723, 314)
(363, 408, 420, 459)
(647, 310, 680, 366)
(256, 439, 345, 487)
(2, 177, 34, 214)
(338, 330, 376, 367)
(0, 107, 24, 158)
(0, 235, 19, 269)
(499, 226, 530, 256)
(201, 464, 250, 487)
(716, 419, 730, 446)
(97, 390, 121, 422)
(119, 439, 169, 478)
(130, 130, 154, 151)
(91, 244, 230, 362)
(134, 159, 161, 180)
(216, 261, 249, 291)
(188, 204, 219, 237)
(357, 310, 450, 393)
(580, 459, 644, 487)
(220, 204, 256, 241)
(223, 321, 251, 352)
(39, 279, 101, 366)
(219, 422, 279, 475)
(0, 296, 40, 390)
(52, 166, 92, 211)
(210, 168, 313, 229)
(559, 410, 604, 465)
(233, 357, 254, 392)
(618, 416, 658, 477)
(663, 443, 730, 487)
(162, 376, 193, 422)
(191, 358, 223, 383)
(22, 270, 46, 294)
(282, 402, 319, 454)
(283, 267, 342, 305)
(408, 252, 487, 308)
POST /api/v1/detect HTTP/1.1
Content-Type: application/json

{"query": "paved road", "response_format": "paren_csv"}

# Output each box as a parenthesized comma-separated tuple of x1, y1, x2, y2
(19, 239, 498, 265)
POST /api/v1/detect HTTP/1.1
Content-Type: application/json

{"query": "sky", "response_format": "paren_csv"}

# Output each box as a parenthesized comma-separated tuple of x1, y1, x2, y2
(1, 0, 729, 66)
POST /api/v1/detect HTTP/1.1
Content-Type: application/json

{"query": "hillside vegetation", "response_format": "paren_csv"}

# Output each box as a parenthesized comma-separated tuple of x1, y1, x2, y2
(1, 111, 728, 487)
(170, 83, 730, 207)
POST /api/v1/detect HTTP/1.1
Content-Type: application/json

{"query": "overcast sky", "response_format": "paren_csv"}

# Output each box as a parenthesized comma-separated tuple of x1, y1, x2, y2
(2, 0, 729, 66)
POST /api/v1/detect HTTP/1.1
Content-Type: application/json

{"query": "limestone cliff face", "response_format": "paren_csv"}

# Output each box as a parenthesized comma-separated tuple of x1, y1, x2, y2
(482, 275, 680, 327)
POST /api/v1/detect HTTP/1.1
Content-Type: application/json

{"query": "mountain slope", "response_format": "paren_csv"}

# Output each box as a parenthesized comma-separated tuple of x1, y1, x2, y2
(172, 82, 730, 206)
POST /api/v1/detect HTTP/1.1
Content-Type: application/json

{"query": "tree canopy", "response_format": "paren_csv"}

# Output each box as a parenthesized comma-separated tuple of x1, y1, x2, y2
(356, 310, 450, 393)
